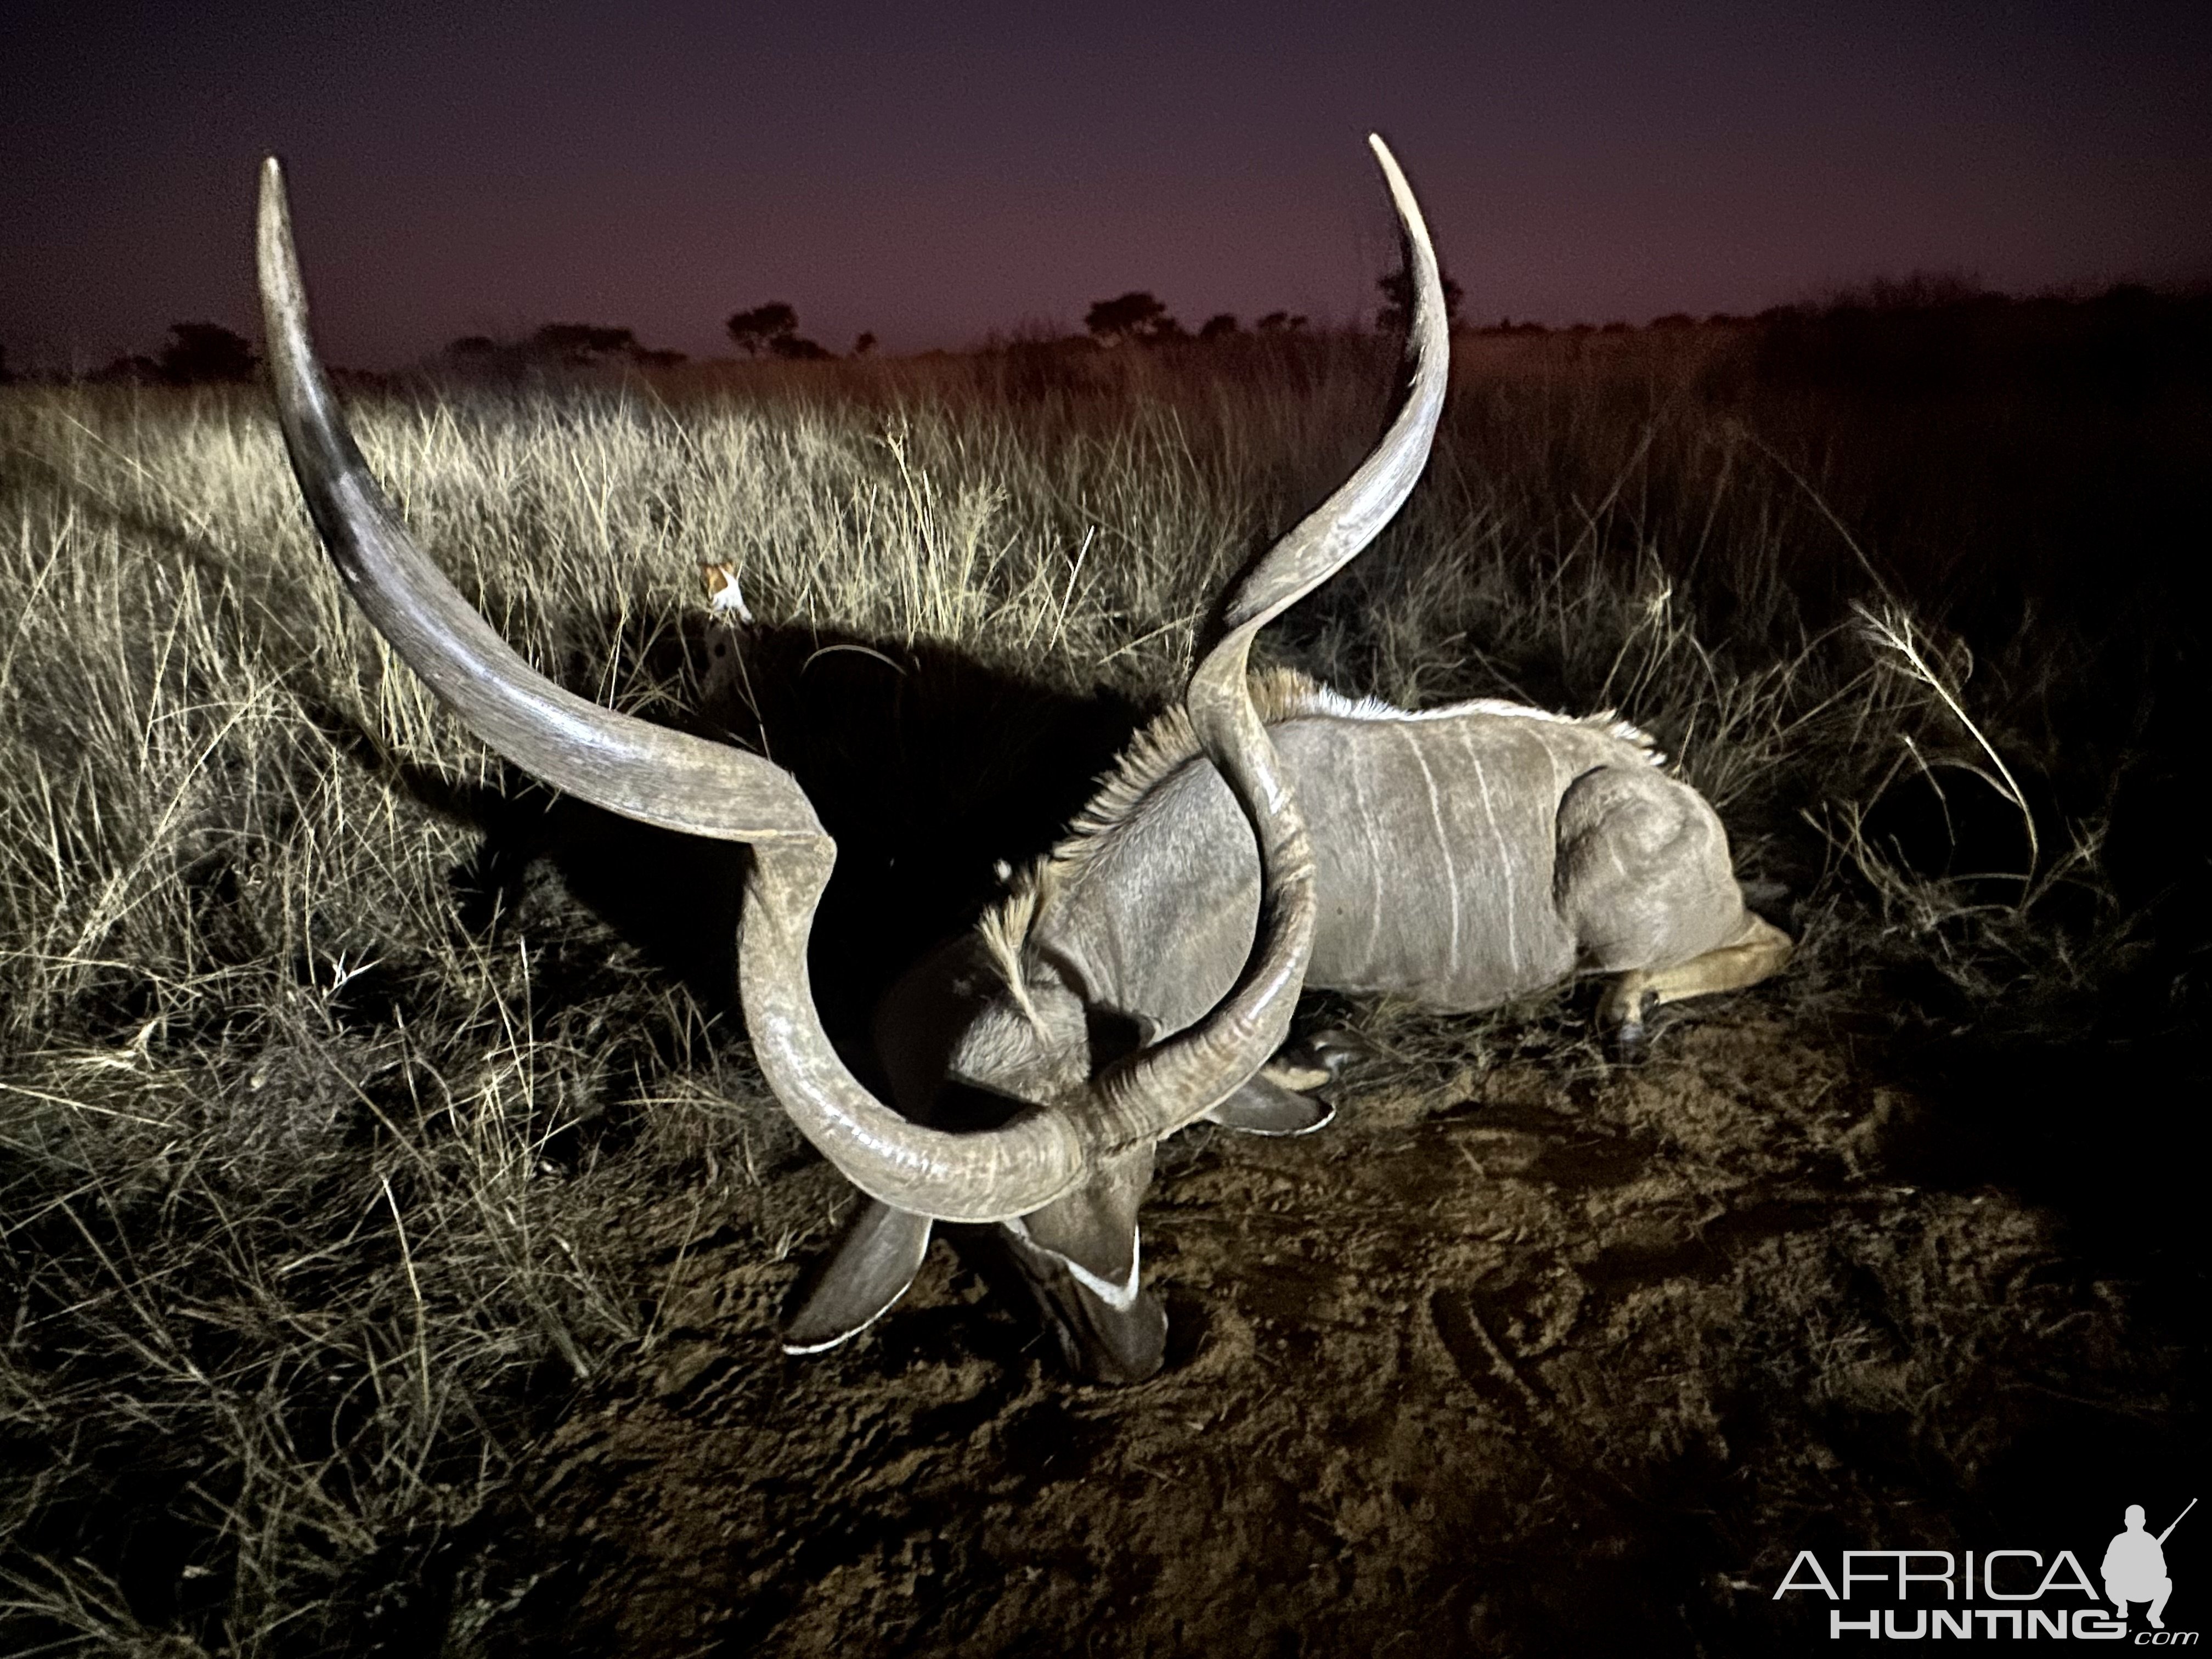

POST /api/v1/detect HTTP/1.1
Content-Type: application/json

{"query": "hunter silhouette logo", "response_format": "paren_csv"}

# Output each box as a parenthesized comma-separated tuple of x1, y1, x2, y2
(2107, 1500, 2193, 1630)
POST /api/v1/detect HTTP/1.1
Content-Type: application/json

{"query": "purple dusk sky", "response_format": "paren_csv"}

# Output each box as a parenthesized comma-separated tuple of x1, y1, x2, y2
(4, 1, 2209, 371)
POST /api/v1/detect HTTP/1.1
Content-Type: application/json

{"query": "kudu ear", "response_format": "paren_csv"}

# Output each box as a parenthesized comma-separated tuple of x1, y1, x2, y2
(782, 1200, 934, 1353)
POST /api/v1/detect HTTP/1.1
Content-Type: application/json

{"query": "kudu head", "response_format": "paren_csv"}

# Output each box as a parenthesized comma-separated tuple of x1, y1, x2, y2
(256, 137, 1449, 1381)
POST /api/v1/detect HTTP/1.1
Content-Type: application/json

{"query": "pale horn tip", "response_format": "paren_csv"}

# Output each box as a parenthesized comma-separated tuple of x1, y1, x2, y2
(258, 156, 288, 222)
(1363, 134, 1422, 229)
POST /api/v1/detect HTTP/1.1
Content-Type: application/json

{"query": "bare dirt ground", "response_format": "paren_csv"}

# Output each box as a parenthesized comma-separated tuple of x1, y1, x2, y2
(460, 1001, 2183, 1657)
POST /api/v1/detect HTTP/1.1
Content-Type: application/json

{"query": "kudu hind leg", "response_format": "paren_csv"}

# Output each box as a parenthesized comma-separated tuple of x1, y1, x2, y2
(1558, 765, 1791, 1052)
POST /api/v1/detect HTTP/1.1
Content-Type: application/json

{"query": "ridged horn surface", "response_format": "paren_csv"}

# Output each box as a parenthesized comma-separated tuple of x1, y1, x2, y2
(256, 157, 1085, 1223)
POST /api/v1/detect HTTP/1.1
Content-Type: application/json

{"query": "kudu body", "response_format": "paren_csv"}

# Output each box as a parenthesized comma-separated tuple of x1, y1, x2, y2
(822, 679, 1791, 1378)
(255, 140, 1786, 1385)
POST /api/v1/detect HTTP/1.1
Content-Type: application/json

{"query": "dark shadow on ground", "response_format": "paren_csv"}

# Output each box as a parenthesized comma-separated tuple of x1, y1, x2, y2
(298, 612, 1146, 1061)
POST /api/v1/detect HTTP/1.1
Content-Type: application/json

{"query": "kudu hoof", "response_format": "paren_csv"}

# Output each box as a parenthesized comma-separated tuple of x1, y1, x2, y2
(1604, 991, 1661, 1063)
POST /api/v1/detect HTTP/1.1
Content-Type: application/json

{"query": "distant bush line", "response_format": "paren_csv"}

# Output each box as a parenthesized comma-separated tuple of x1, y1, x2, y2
(4, 278, 2206, 404)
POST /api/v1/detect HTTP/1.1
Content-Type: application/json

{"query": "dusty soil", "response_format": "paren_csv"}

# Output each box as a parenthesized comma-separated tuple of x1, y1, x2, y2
(452, 1001, 2191, 1657)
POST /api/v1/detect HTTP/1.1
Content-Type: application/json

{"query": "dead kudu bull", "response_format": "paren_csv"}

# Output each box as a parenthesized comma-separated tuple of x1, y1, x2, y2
(257, 139, 1788, 1384)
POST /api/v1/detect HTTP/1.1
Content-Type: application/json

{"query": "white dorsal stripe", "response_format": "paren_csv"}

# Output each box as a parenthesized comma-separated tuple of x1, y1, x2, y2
(1289, 684, 1665, 763)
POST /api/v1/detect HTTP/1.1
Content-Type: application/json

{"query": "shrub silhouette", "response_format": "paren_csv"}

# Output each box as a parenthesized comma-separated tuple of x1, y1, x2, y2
(88, 354, 160, 383)
(1375, 268, 1463, 334)
(1085, 291, 1181, 344)
(443, 328, 684, 375)
(532, 323, 641, 365)
(158, 323, 255, 385)
(727, 302, 829, 359)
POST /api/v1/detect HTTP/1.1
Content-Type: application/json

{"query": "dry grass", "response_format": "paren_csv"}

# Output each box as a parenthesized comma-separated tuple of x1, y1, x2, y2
(0, 315, 2197, 1653)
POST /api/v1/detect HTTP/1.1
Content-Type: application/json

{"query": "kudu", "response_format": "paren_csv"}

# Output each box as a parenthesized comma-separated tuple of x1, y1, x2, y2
(257, 139, 1787, 1384)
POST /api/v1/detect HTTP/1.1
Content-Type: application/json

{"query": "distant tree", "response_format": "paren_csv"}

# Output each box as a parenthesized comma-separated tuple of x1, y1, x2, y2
(852, 331, 877, 357)
(1084, 291, 1179, 345)
(631, 347, 687, 368)
(159, 323, 255, 384)
(447, 334, 499, 359)
(0, 343, 12, 385)
(1198, 313, 1240, 342)
(1254, 311, 1308, 335)
(727, 302, 799, 356)
(1647, 312, 1697, 331)
(1375, 268, 1464, 334)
